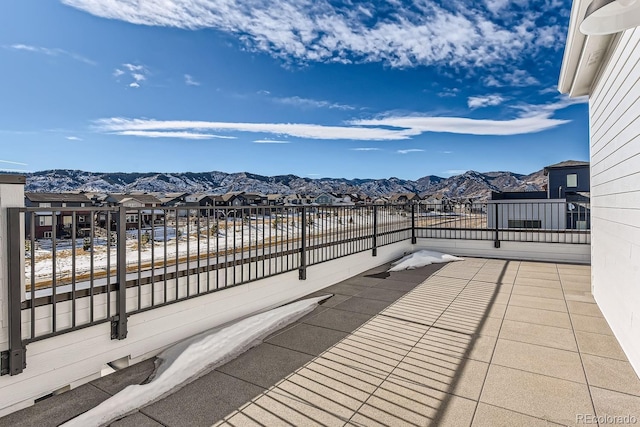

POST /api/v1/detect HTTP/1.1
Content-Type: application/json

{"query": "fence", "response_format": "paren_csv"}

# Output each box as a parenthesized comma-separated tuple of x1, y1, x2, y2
(1, 200, 589, 376)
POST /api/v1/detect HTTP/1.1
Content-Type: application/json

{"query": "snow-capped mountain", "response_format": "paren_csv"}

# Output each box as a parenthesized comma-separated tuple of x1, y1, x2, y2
(23, 168, 546, 200)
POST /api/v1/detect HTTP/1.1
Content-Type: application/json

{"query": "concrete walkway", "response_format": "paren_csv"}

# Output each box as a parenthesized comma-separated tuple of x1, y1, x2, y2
(2, 258, 639, 426)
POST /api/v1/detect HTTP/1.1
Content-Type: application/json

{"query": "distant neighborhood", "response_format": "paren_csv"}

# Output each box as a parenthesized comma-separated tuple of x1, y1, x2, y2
(22, 160, 590, 238)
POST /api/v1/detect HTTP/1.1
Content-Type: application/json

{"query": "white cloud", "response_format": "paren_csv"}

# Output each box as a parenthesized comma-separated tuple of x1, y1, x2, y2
(351, 97, 583, 136)
(275, 96, 354, 110)
(485, 70, 540, 87)
(94, 118, 417, 141)
(115, 63, 149, 87)
(512, 95, 588, 117)
(122, 63, 145, 72)
(539, 87, 559, 95)
(66, 136, 83, 141)
(437, 88, 460, 98)
(445, 169, 468, 175)
(484, 0, 511, 14)
(397, 149, 425, 154)
(0, 159, 28, 166)
(6, 43, 96, 65)
(253, 139, 290, 144)
(93, 96, 584, 141)
(116, 131, 238, 140)
(351, 147, 381, 151)
(184, 74, 200, 86)
(441, 151, 453, 154)
(467, 94, 505, 109)
(61, 0, 565, 71)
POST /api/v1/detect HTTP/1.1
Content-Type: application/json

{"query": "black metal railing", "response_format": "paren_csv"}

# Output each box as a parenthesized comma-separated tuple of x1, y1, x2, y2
(1, 201, 590, 375)
(414, 201, 590, 245)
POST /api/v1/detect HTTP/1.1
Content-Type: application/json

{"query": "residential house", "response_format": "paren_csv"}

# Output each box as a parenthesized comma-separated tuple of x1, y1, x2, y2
(314, 193, 339, 205)
(102, 193, 163, 230)
(24, 192, 93, 239)
(184, 193, 220, 216)
(348, 194, 370, 205)
(158, 192, 188, 207)
(266, 194, 285, 206)
(105, 193, 161, 207)
(388, 193, 420, 204)
(489, 161, 590, 230)
(373, 196, 389, 205)
(544, 160, 590, 199)
(421, 194, 445, 212)
(283, 194, 313, 206)
(242, 193, 268, 206)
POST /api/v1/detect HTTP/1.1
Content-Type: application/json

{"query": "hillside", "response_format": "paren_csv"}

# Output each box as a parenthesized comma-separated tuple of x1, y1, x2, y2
(23, 168, 548, 200)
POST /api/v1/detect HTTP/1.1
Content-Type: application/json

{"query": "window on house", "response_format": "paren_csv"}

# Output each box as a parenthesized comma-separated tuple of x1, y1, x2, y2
(63, 216, 73, 226)
(43, 231, 52, 238)
(39, 216, 52, 226)
(126, 214, 139, 223)
(40, 203, 51, 208)
(77, 216, 86, 223)
(508, 220, 542, 229)
(567, 174, 578, 187)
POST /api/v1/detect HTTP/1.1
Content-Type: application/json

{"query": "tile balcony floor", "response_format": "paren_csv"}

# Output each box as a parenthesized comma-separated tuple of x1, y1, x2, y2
(2, 258, 639, 427)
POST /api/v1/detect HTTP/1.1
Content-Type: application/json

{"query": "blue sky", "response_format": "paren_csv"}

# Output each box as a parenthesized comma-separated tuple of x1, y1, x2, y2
(0, 0, 588, 180)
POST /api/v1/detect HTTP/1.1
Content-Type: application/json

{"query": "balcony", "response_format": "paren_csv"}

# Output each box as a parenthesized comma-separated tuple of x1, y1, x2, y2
(2, 256, 638, 426)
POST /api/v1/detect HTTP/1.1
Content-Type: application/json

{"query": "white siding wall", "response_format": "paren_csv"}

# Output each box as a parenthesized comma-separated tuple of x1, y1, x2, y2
(413, 239, 590, 264)
(589, 27, 640, 375)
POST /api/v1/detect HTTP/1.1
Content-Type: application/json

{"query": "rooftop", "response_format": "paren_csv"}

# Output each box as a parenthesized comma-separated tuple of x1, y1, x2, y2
(543, 160, 590, 174)
(3, 257, 639, 426)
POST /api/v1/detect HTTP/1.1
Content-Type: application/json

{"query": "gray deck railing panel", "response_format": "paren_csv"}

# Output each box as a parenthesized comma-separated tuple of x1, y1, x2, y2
(2, 200, 590, 375)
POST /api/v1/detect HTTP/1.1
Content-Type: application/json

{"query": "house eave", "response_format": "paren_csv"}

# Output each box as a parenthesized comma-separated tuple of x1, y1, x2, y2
(559, 0, 614, 97)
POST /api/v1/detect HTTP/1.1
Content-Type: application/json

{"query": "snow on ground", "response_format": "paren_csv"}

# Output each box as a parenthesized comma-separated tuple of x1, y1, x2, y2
(61, 294, 331, 427)
(26, 212, 406, 286)
(388, 250, 463, 272)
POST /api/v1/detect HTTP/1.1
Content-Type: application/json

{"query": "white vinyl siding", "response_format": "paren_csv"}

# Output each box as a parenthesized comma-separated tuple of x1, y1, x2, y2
(589, 27, 640, 374)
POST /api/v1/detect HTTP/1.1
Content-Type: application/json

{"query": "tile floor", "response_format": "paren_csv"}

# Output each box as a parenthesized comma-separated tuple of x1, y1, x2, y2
(215, 259, 640, 427)
(3, 258, 640, 427)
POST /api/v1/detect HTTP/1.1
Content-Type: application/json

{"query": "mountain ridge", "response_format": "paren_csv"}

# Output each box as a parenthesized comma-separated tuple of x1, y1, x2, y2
(22, 168, 548, 200)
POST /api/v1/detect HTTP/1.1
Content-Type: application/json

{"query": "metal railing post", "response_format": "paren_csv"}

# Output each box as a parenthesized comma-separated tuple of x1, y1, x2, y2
(112, 206, 128, 340)
(494, 202, 501, 248)
(372, 205, 378, 256)
(411, 203, 417, 244)
(1, 208, 26, 376)
(299, 206, 307, 280)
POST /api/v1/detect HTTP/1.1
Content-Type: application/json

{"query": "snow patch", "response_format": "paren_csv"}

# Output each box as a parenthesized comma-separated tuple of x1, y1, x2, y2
(388, 250, 463, 272)
(61, 295, 332, 427)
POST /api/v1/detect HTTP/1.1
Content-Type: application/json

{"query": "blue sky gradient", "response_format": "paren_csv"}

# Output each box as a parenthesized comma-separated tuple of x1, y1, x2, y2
(0, 0, 588, 180)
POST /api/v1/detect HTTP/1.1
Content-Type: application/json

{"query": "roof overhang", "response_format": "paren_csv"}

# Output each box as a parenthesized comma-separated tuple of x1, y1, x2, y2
(559, 0, 616, 97)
